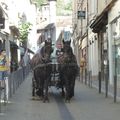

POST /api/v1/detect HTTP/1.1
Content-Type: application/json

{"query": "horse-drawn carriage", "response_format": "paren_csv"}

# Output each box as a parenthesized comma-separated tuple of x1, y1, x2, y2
(30, 40, 79, 103)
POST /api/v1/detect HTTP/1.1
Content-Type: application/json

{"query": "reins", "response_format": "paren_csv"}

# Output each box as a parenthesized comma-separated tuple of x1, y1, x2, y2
(32, 62, 52, 71)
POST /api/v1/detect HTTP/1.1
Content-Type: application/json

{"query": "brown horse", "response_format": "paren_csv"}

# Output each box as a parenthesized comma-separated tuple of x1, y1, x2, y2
(30, 40, 53, 102)
(57, 40, 79, 102)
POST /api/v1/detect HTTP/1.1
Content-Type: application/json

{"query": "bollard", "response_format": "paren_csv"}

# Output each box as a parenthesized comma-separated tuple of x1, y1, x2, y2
(3, 79, 6, 105)
(88, 71, 92, 87)
(88, 71, 90, 86)
(0, 82, 1, 113)
(5, 77, 9, 102)
(98, 71, 101, 93)
(85, 68, 87, 85)
(78, 66, 80, 81)
(81, 68, 83, 83)
(8, 75, 12, 98)
(90, 71, 92, 87)
(105, 65, 108, 98)
(114, 75, 117, 103)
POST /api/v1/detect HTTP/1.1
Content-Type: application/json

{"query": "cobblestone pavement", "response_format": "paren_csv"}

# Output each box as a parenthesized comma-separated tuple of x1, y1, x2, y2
(0, 73, 120, 120)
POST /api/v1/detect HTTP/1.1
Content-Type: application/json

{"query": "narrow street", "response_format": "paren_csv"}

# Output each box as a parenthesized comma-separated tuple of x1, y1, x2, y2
(0, 73, 120, 120)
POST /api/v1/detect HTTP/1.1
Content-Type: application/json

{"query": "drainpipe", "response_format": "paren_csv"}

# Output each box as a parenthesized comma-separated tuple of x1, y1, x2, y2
(85, 0, 89, 85)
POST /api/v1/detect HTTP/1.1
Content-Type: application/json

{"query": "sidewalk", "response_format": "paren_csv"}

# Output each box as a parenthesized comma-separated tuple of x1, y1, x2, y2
(78, 74, 120, 102)
(0, 73, 120, 120)
(92, 80, 120, 100)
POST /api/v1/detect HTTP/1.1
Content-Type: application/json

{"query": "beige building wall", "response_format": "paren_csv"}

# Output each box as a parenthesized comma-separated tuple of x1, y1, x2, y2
(88, 0, 99, 77)
(97, 0, 112, 15)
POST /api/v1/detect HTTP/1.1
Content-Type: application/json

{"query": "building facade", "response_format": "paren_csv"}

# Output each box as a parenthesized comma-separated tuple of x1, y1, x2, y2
(0, 0, 36, 72)
(72, 0, 120, 89)
(108, 0, 120, 86)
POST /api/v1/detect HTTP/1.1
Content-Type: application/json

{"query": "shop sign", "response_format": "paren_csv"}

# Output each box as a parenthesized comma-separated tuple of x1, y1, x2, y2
(77, 11, 86, 19)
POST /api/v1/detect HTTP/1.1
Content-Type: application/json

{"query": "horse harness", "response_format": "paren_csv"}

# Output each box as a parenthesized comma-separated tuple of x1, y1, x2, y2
(33, 44, 52, 71)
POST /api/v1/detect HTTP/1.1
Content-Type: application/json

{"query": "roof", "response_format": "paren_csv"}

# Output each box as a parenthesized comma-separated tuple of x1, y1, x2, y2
(37, 23, 55, 33)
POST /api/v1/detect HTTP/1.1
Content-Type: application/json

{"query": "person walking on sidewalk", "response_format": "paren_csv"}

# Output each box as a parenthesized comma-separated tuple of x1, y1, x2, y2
(0, 50, 9, 89)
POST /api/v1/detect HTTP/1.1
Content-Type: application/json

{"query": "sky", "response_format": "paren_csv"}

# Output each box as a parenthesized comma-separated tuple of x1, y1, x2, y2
(64, 0, 69, 4)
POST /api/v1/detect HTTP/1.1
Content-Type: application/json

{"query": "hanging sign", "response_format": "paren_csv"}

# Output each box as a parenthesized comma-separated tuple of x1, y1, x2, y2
(77, 11, 86, 19)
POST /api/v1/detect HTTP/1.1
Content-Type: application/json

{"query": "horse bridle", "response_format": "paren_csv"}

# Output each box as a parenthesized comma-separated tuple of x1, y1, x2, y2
(39, 44, 52, 63)
(32, 45, 52, 71)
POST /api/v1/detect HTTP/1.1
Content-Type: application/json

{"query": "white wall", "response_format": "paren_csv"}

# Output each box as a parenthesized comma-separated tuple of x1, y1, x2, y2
(108, 0, 120, 23)
(88, 31, 98, 77)
(27, 4, 37, 52)
(49, 1, 56, 24)
(17, 0, 37, 52)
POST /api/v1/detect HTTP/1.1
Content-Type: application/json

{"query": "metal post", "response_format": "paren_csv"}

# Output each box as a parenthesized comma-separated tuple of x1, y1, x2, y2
(85, 68, 87, 84)
(0, 82, 1, 113)
(81, 68, 83, 83)
(88, 71, 90, 87)
(98, 71, 101, 93)
(3, 79, 6, 105)
(114, 44, 117, 102)
(114, 75, 117, 102)
(86, 0, 89, 80)
(105, 64, 108, 98)
(78, 66, 80, 81)
(90, 71, 92, 87)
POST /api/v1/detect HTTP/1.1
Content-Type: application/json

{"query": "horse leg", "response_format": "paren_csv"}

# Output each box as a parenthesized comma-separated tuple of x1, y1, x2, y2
(70, 77, 75, 98)
(59, 80, 65, 97)
(43, 78, 49, 103)
(65, 87, 70, 103)
(36, 78, 44, 101)
(61, 86, 65, 97)
(59, 73, 65, 97)
(65, 78, 71, 103)
(32, 77, 35, 96)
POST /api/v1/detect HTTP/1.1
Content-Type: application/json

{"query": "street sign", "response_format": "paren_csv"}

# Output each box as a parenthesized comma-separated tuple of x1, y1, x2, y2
(77, 11, 86, 19)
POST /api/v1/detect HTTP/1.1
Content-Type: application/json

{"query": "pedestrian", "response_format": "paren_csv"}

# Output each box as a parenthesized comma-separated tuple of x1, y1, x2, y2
(0, 50, 9, 89)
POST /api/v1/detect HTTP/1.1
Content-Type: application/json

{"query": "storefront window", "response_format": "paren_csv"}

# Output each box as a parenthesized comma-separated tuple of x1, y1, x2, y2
(112, 17, 120, 86)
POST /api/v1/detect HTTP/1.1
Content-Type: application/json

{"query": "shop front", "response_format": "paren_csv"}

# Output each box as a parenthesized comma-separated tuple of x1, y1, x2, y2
(111, 17, 120, 87)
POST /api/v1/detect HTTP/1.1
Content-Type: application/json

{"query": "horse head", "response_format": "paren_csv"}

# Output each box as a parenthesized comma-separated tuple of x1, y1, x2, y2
(30, 40, 53, 69)
(40, 40, 53, 63)
(62, 39, 73, 63)
(62, 39, 71, 47)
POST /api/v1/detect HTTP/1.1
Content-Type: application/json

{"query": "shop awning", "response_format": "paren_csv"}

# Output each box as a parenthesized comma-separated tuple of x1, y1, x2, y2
(37, 23, 55, 33)
(90, 0, 117, 33)
(90, 13, 108, 33)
